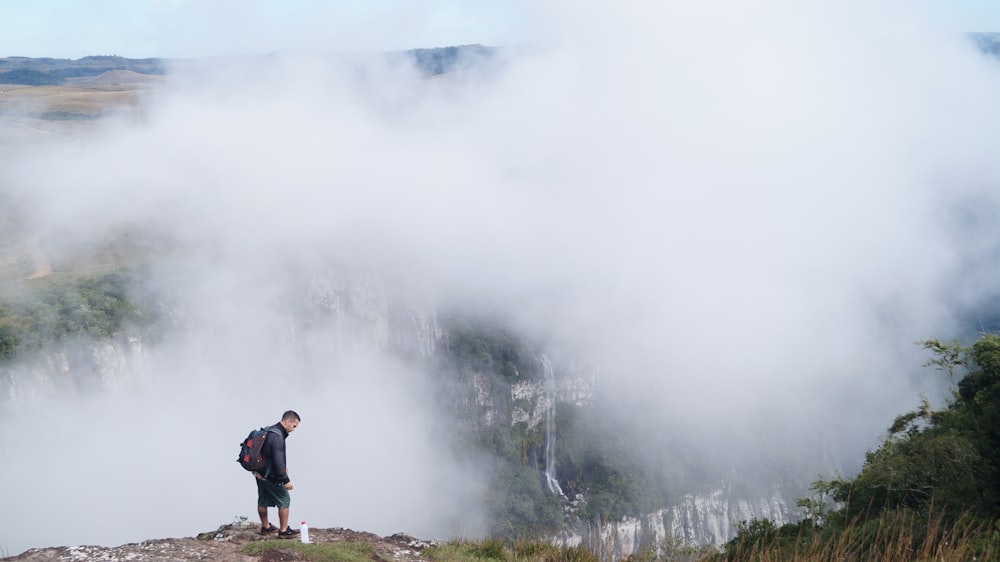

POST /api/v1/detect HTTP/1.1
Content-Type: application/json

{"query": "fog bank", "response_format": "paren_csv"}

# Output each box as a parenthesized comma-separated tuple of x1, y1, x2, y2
(4, 0, 1000, 554)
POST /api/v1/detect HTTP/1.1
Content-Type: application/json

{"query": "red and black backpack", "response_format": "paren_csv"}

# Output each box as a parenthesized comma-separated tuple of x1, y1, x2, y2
(237, 426, 278, 472)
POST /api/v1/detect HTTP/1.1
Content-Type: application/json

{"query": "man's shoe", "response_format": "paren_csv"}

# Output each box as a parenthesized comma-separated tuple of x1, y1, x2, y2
(278, 528, 300, 538)
(260, 524, 278, 534)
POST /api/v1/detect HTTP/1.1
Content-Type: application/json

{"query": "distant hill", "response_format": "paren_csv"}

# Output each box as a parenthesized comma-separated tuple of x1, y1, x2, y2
(408, 44, 496, 76)
(970, 32, 1000, 56)
(0, 68, 63, 86)
(0, 55, 166, 85)
(0, 45, 498, 86)
(67, 69, 164, 87)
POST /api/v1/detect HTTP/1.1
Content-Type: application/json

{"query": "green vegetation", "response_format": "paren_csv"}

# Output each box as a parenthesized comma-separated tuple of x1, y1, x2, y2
(442, 315, 538, 382)
(485, 458, 563, 538)
(240, 526, 995, 562)
(242, 539, 374, 562)
(837, 335, 1000, 522)
(710, 511, 999, 561)
(440, 314, 568, 538)
(39, 111, 101, 121)
(710, 333, 1000, 561)
(440, 313, 702, 533)
(556, 405, 695, 522)
(0, 68, 64, 85)
(0, 55, 167, 78)
(0, 271, 156, 362)
(442, 314, 740, 537)
(425, 538, 599, 562)
(241, 537, 603, 562)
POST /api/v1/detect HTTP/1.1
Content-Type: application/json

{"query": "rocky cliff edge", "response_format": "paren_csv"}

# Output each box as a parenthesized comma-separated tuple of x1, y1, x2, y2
(7, 521, 437, 561)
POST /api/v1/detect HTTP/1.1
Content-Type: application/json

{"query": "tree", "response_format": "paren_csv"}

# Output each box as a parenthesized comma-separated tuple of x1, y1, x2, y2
(834, 335, 1000, 522)
(0, 324, 19, 361)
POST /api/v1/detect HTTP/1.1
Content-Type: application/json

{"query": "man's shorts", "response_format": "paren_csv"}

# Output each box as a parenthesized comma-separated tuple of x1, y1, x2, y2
(256, 478, 291, 508)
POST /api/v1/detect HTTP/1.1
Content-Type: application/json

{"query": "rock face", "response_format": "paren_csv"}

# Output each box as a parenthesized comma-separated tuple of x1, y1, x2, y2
(663, 488, 792, 545)
(1, 333, 147, 401)
(570, 486, 793, 558)
(302, 271, 442, 358)
(453, 356, 598, 432)
(511, 360, 597, 429)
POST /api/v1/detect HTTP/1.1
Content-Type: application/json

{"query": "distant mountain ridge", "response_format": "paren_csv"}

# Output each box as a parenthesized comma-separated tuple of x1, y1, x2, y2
(0, 55, 166, 84)
(0, 45, 497, 85)
(970, 32, 1000, 56)
(3, 32, 999, 86)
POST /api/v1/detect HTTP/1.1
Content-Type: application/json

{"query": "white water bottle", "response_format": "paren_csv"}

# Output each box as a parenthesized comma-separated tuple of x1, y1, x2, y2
(300, 521, 310, 544)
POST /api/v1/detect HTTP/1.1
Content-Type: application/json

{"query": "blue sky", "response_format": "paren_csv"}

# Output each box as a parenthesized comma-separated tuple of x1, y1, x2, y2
(920, 0, 1000, 32)
(0, 0, 535, 58)
(0, 0, 998, 59)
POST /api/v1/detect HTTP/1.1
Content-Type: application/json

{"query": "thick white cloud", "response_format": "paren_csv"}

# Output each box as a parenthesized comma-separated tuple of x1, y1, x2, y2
(4, 0, 1000, 555)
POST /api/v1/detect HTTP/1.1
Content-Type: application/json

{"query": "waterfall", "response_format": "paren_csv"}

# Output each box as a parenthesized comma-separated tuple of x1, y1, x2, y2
(541, 355, 563, 496)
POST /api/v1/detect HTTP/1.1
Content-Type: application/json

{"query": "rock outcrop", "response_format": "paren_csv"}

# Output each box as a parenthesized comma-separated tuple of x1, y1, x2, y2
(7, 521, 437, 561)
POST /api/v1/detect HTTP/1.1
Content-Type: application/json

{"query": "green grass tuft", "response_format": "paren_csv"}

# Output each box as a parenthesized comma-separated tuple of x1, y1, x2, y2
(468, 538, 507, 560)
(424, 538, 600, 562)
(241, 539, 374, 562)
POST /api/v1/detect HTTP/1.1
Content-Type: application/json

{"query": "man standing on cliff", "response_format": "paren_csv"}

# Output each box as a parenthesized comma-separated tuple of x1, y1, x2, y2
(255, 410, 301, 538)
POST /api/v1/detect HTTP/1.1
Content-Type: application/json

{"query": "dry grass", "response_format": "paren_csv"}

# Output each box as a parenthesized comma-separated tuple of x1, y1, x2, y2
(0, 80, 156, 155)
(0, 81, 156, 118)
(425, 538, 601, 562)
(712, 511, 999, 562)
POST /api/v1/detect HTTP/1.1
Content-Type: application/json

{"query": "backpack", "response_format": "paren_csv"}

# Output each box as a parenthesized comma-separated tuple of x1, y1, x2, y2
(237, 426, 278, 472)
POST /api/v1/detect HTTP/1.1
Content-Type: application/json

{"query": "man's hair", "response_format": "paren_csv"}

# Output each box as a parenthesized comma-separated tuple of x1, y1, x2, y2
(282, 410, 301, 422)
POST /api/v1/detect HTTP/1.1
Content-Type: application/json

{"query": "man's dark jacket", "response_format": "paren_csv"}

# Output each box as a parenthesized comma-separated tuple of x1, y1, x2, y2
(262, 423, 290, 484)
